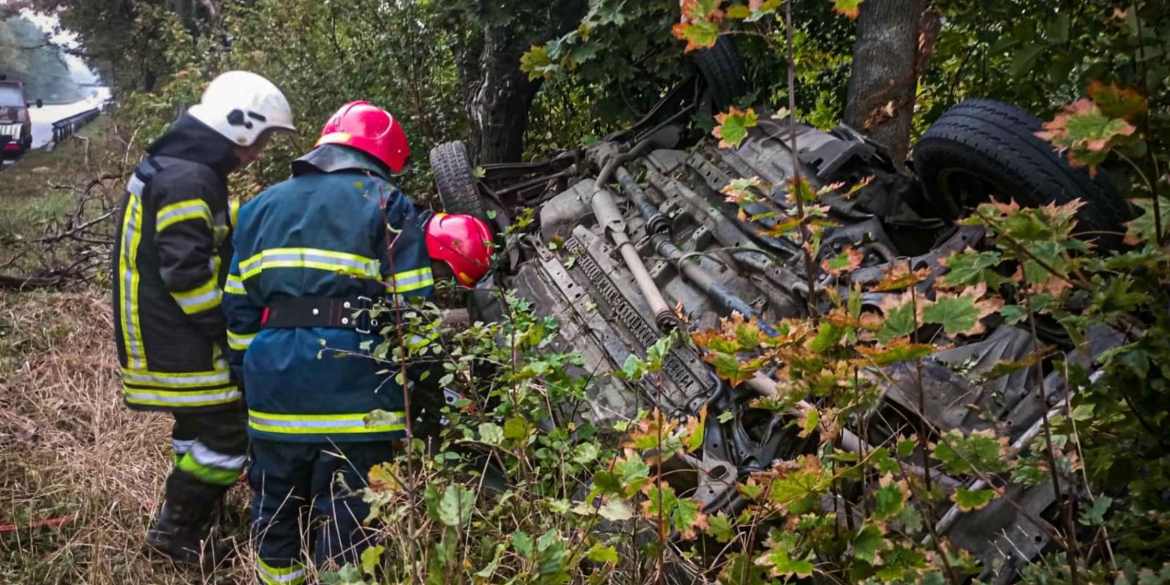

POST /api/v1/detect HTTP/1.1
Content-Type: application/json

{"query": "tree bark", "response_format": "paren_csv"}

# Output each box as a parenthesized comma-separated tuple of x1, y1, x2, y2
(459, 25, 544, 165)
(447, 1, 586, 165)
(842, 0, 926, 163)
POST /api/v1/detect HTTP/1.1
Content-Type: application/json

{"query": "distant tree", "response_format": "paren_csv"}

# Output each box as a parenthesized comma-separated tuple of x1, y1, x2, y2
(0, 16, 86, 103)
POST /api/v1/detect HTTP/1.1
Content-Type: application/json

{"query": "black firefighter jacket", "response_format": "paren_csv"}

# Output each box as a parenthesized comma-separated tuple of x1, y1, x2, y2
(111, 114, 241, 412)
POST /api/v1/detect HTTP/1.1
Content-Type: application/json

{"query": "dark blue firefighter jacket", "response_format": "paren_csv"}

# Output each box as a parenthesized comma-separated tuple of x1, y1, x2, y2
(222, 145, 434, 442)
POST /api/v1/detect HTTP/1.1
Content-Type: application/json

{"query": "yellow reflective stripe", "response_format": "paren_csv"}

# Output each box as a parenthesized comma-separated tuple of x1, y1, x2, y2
(225, 273, 246, 295)
(119, 189, 146, 370)
(228, 330, 256, 351)
(387, 267, 434, 293)
(229, 197, 240, 228)
(123, 385, 240, 408)
(172, 277, 222, 314)
(257, 558, 306, 585)
(178, 456, 240, 485)
(156, 199, 212, 232)
(121, 366, 231, 389)
(239, 248, 380, 281)
(248, 410, 406, 435)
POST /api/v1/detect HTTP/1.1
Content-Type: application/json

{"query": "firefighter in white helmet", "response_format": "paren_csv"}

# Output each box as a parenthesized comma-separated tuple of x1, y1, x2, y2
(111, 71, 295, 568)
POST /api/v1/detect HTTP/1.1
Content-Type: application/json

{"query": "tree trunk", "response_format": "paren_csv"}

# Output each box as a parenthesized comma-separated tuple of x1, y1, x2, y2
(842, 0, 925, 163)
(447, 1, 586, 165)
(459, 25, 544, 165)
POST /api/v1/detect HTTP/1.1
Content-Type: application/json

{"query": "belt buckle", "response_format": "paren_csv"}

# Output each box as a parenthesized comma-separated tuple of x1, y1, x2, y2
(355, 296, 374, 334)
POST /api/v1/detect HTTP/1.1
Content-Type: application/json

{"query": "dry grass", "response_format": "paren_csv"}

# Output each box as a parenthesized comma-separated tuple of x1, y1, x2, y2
(0, 288, 253, 584)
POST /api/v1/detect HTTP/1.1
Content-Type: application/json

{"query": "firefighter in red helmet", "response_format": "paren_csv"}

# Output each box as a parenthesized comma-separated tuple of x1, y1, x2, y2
(223, 100, 492, 583)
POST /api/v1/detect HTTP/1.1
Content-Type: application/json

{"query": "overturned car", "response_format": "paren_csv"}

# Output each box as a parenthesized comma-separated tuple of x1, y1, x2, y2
(428, 46, 1130, 580)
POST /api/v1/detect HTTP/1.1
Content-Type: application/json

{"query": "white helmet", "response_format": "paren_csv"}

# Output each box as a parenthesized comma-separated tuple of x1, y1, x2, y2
(189, 71, 296, 147)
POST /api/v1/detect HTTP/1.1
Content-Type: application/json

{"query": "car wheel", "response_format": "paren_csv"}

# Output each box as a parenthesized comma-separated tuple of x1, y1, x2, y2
(429, 140, 488, 221)
(694, 36, 751, 112)
(913, 99, 1131, 241)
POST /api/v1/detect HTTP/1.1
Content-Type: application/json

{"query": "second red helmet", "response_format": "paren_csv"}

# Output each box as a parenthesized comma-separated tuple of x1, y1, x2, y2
(317, 101, 411, 173)
(426, 213, 494, 287)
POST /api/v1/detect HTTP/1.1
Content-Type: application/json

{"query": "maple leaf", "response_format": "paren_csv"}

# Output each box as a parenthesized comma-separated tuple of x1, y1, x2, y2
(784, 176, 818, 205)
(671, 21, 720, 52)
(873, 263, 932, 292)
(755, 546, 814, 578)
(519, 45, 556, 80)
(937, 248, 1002, 289)
(857, 338, 935, 366)
(872, 473, 910, 522)
(1124, 197, 1170, 245)
(1037, 98, 1136, 176)
(680, 0, 725, 22)
(713, 106, 759, 148)
(721, 176, 766, 204)
(851, 524, 890, 564)
(641, 484, 708, 539)
(795, 402, 819, 439)
(931, 429, 1015, 476)
(680, 405, 707, 453)
(842, 175, 875, 199)
(1088, 80, 1148, 121)
(922, 283, 1002, 337)
(951, 487, 998, 512)
(830, 0, 865, 20)
(703, 351, 765, 386)
(720, 311, 765, 351)
(624, 409, 678, 450)
(875, 291, 920, 343)
(821, 245, 864, 276)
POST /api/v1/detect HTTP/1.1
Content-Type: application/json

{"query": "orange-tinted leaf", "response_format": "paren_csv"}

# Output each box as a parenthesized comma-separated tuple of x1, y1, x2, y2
(872, 263, 932, 292)
(713, 106, 759, 148)
(830, 0, 865, 19)
(681, 0, 725, 22)
(681, 405, 708, 452)
(795, 402, 819, 439)
(721, 176, 766, 204)
(857, 339, 935, 365)
(761, 215, 801, 239)
(842, 175, 875, 199)
(821, 245, 864, 276)
(1088, 81, 1148, 121)
(671, 21, 720, 52)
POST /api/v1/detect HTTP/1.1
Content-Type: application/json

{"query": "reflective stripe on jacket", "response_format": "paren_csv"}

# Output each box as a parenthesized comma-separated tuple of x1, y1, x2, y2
(111, 115, 239, 412)
(223, 146, 434, 442)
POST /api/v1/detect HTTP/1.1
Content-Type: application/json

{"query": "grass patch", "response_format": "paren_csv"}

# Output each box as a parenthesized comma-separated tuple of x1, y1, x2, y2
(1, 115, 124, 280)
(0, 288, 253, 584)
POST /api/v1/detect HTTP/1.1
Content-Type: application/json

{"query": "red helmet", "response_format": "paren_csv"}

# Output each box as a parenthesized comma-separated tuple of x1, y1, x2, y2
(426, 213, 494, 287)
(316, 101, 411, 173)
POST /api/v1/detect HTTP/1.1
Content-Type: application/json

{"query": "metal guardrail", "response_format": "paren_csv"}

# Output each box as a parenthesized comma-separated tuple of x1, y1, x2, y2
(51, 108, 101, 145)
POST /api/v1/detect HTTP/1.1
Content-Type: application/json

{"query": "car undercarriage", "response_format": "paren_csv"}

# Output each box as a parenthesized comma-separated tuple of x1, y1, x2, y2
(428, 42, 1131, 581)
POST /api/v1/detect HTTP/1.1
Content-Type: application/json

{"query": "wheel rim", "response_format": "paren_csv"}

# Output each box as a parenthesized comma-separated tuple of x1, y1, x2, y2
(936, 167, 1012, 217)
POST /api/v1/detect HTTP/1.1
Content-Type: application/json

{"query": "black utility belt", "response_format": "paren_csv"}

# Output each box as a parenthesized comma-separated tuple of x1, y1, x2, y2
(260, 296, 380, 333)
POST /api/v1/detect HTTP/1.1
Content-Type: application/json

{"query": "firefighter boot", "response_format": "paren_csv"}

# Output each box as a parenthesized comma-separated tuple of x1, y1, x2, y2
(145, 503, 230, 570)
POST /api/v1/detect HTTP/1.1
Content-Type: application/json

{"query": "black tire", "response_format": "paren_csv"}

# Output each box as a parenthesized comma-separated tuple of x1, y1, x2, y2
(913, 99, 1130, 239)
(429, 140, 487, 220)
(694, 36, 751, 111)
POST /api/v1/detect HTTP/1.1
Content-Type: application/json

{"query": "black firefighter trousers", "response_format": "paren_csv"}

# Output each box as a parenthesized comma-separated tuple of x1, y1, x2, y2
(249, 439, 394, 584)
(167, 406, 249, 523)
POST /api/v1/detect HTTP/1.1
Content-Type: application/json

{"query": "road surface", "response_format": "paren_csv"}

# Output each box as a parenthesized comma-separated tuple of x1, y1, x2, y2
(29, 87, 111, 149)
